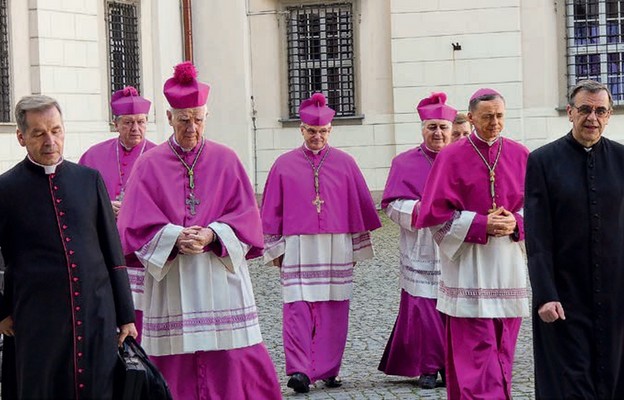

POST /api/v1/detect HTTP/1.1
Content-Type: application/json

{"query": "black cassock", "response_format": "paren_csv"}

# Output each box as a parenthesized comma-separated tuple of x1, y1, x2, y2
(526, 132, 624, 399)
(0, 158, 135, 399)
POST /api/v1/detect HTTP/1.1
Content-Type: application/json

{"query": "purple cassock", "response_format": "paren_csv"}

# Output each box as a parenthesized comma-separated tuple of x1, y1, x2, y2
(79, 138, 156, 342)
(415, 133, 526, 240)
(262, 145, 381, 236)
(79, 138, 156, 201)
(377, 144, 445, 380)
(118, 138, 263, 258)
(117, 136, 281, 400)
(415, 132, 529, 400)
(261, 144, 381, 386)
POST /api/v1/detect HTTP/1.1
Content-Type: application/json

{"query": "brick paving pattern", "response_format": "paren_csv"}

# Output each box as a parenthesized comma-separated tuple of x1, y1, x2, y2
(250, 212, 535, 399)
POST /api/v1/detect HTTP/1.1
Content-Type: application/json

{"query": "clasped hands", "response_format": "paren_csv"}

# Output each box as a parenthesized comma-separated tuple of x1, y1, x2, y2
(176, 225, 216, 255)
(486, 206, 517, 237)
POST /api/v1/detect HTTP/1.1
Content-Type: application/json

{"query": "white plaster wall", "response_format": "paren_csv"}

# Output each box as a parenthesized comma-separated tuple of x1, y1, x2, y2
(192, 0, 256, 180)
(391, 0, 525, 152)
(249, 0, 394, 193)
(2, 0, 622, 189)
(0, 0, 180, 174)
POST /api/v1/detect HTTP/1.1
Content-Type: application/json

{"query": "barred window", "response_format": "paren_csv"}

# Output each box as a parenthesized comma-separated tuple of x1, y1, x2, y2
(566, 0, 624, 103)
(286, 3, 356, 119)
(0, 0, 10, 122)
(107, 1, 141, 96)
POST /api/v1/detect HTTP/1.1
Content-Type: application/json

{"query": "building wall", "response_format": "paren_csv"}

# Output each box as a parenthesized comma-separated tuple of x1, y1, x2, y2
(391, 0, 525, 153)
(2, 0, 624, 193)
(0, 0, 173, 171)
(249, 0, 395, 194)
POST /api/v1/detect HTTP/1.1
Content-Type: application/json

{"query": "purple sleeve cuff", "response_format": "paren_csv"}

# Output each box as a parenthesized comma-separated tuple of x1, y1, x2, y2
(204, 236, 229, 257)
(512, 212, 524, 241)
(168, 247, 179, 261)
(465, 213, 488, 244)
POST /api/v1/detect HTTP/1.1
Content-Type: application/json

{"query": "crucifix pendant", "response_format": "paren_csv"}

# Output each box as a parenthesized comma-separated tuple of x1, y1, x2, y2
(116, 190, 125, 202)
(186, 192, 201, 215)
(312, 194, 324, 213)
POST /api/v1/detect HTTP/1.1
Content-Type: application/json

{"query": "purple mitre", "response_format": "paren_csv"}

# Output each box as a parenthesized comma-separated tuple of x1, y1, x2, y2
(163, 61, 211, 109)
(299, 93, 336, 126)
(416, 92, 457, 122)
(110, 86, 151, 116)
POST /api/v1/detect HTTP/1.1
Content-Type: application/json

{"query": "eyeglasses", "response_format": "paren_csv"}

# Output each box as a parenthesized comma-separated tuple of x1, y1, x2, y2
(572, 105, 611, 117)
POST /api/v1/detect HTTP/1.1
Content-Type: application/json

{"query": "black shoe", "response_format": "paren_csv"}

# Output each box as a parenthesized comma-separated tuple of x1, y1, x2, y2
(418, 373, 437, 389)
(287, 372, 310, 393)
(323, 376, 342, 388)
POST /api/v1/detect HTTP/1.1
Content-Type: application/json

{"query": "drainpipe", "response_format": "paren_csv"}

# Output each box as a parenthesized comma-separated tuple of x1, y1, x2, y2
(181, 0, 193, 62)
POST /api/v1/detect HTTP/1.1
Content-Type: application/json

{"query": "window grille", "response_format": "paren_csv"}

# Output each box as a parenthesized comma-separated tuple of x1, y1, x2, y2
(107, 1, 141, 96)
(286, 3, 356, 119)
(566, 0, 624, 103)
(0, 0, 10, 122)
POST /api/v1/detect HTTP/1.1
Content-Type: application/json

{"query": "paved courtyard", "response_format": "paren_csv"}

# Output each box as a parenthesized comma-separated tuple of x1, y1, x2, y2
(249, 212, 535, 399)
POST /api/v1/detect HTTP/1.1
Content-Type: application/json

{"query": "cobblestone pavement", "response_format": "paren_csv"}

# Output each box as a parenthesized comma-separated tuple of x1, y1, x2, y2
(249, 212, 536, 399)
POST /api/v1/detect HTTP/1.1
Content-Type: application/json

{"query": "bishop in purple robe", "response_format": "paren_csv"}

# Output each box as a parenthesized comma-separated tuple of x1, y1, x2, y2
(261, 93, 381, 394)
(79, 86, 156, 341)
(416, 89, 529, 400)
(117, 62, 281, 400)
(377, 92, 456, 389)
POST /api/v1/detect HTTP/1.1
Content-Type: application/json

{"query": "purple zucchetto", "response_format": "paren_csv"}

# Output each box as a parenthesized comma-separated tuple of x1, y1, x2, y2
(470, 88, 502, 102)
(163, 61, 210, 109)
(416, 92, 457, 122)
(299, 93, 336, 126)
(110, 86, 151, 116)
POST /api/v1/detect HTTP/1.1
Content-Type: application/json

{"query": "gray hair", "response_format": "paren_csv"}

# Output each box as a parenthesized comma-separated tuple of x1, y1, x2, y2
(454, 112, 469, 125)
(469, 93, 505, 112)
(15, 95, 63, 132)
(568, 80, 613, 107)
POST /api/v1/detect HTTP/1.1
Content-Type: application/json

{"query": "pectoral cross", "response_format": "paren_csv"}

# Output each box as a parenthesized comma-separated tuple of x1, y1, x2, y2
(312, 194, 325, 214)
(488, 171, 497, 213)
(116, 190, 124, 202)
(186, 192, 200, 215)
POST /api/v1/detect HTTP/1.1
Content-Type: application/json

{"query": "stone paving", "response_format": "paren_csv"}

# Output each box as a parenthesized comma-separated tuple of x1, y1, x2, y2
(249, 212, 536, 399)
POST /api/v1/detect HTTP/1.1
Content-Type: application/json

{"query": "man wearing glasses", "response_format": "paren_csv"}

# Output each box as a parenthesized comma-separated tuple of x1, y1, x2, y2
(378, 92, 456, 389)
(261, 93, 381, 394)
(79, 86, 156, 218)
(526, 80, 624, 399)
(79, 86, 156, 342)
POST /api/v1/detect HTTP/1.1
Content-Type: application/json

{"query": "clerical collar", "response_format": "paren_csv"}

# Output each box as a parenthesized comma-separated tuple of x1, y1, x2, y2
(28, 156, 63, 174)
(423, 145, 440, 154)
(118, 138, 136, 152)
(303, 143, 327, 155)
(473, 131, 500, 147)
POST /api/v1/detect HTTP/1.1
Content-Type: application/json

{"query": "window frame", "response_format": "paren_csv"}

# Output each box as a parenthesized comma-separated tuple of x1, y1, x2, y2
(0, 0, 11, 123)
(284, 2, 359, 121)
(566, 0, 624, 104)
(106, 0, 142, 100)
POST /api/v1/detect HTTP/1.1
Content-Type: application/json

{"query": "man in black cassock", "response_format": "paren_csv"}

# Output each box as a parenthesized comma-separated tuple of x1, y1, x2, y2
(0, 95, 137, 399)
(526, 80, 624, 399)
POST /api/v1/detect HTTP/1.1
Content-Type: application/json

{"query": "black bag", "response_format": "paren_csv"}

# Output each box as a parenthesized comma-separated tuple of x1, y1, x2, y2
(115, 337, 173, 400)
